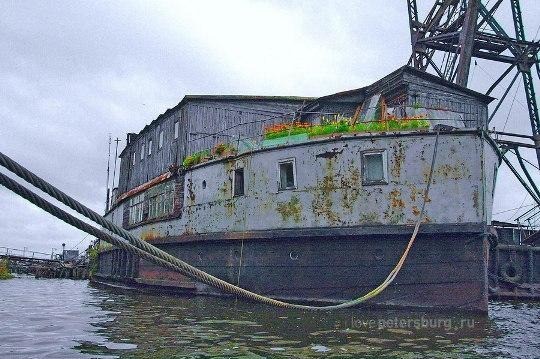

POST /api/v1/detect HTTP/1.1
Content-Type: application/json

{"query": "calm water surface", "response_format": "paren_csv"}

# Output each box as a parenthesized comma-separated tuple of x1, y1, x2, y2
(1, 276, 539, 358)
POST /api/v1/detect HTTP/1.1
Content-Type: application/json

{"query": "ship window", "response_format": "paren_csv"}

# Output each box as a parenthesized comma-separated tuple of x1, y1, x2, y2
(278, 159, 296, 190)
(233, 168, 244, 196)
(128, 193, 145, 225)
(148, 139, 153, 156)
(158, 130, 164, 149)
(140, 143, 145, 161)
(174, 121, 179, 139)
(148, 181, 175, 220)
(362, 150, 388, 185)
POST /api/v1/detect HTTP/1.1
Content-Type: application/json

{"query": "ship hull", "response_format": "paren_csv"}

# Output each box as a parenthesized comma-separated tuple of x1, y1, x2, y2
(95, 223, 489, 312)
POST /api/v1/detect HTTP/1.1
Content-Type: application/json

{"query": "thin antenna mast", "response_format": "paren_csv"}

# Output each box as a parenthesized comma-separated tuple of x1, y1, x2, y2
(105, 134, 111, 212)
(112, 137, 121, 192)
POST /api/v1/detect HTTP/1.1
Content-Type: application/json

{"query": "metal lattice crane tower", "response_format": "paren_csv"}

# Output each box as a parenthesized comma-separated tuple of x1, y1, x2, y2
(407, 0, 540, 166)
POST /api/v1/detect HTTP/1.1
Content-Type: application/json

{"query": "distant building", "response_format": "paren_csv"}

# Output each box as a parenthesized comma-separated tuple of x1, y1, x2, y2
(62, 250, 79, 262)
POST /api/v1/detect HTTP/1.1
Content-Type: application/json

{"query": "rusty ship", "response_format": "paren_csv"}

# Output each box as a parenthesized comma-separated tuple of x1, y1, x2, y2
(94, 66, 512, 312)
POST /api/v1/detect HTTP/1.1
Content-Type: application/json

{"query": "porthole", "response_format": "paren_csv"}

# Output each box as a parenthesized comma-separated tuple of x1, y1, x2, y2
(289, 251, 299, 260)
(500, 261, 522, 283)
(202, 180, 207, 189)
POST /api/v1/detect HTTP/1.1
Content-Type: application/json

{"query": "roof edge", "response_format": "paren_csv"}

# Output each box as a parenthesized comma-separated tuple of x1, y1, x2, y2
(309, 65, 494, 106)
(119, 95, 314, 157)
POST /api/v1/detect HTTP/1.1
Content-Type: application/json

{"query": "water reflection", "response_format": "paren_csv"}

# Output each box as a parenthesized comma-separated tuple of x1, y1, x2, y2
(85, 283, 516, 359)
(1, 277, 538, 359)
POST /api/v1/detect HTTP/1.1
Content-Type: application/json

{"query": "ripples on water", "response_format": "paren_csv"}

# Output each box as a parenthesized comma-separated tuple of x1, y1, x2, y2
(0, 276, 538, 358)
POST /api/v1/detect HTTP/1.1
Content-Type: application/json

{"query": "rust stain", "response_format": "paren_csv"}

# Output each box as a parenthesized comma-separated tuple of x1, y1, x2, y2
(223, 160, 234, 172)
(116, 172, 171, 203)
(187, 178, 195, 204)
(424, 163, 470, 182)
(385, 189, 405, 224)
(389, 189, 405, 208)
(340, 163, 361, 212)
(422, 167, 432, 184)
(276, 196, 302, 223)
(142, 230, 160, 241)
(359, 211, 381, 225)
(390, 142, 405, 179)
(311, 159, 340, 224)
(412, 204, 431, 224)
(218, 180, 229, 199)
(224, 200, 235, 217)
(437, 163, 469, 180)
(472, 188, 479, 216)
(408, 184, 419, 202)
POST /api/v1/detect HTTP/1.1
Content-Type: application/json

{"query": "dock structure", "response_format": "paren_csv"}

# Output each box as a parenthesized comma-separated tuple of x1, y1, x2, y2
(0, 246, 88, 279)
(488, 223, 540, 300)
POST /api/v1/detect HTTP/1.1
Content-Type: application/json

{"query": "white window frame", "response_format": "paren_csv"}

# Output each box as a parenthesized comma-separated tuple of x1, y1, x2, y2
(361, 149, 388, 185)
(140, 143, 145, 161)
(174, 121, 179, 139)
(148, 139, 153, 156)
(158, 130, 164, 149)
(132, 151, 136, 166)
(277, 158, 297, 191)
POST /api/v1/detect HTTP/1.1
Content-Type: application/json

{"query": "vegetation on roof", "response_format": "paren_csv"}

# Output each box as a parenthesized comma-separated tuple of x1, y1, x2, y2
(264, 115, 430, 140)
(181, 114, 430, 168)
(182, 143, 237, 168)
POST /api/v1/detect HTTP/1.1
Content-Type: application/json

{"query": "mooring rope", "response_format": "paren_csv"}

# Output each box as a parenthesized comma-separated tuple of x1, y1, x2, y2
(0, 131, 439, 310)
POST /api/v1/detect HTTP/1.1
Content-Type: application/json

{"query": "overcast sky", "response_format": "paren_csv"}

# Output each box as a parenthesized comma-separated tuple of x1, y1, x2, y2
(1, 1, 539, 254)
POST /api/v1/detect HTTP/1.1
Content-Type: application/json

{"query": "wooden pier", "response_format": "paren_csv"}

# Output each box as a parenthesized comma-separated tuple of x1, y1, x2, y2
(0, 246, 88, 280)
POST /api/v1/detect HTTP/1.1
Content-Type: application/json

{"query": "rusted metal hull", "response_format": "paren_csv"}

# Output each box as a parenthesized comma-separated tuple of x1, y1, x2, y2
(98, 130, 498, 312)
(95, 223, 489, 312)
